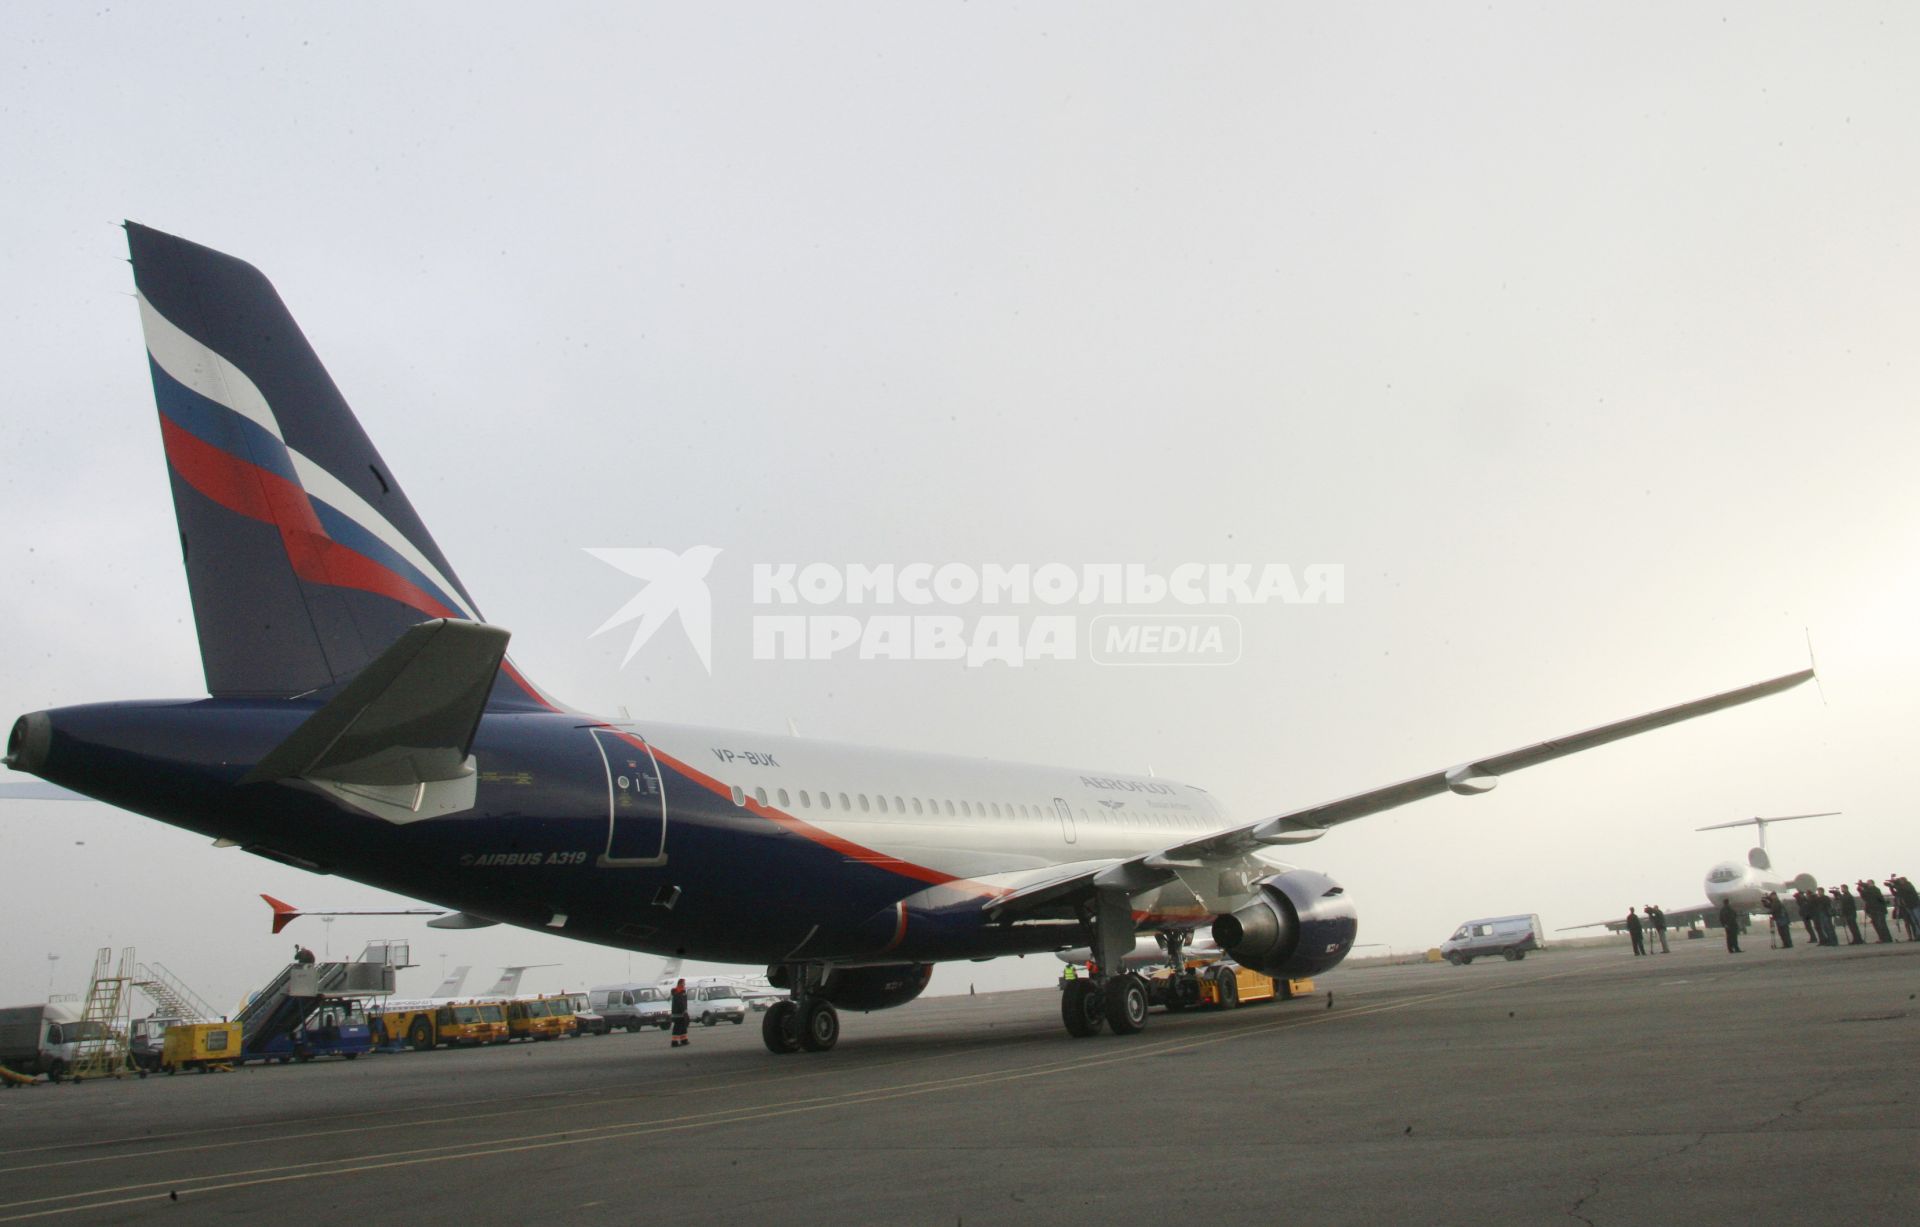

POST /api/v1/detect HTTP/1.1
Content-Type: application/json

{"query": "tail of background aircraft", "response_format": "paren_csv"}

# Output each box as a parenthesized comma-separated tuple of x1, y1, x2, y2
(430, 965, 472, 999)
(126, 222, 550, 710)
(477, 964, 556, 997)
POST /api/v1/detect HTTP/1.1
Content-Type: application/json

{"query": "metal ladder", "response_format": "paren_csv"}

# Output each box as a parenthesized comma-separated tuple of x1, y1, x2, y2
(135, 961, 218, 1023)
(70, 947, 135, 1080)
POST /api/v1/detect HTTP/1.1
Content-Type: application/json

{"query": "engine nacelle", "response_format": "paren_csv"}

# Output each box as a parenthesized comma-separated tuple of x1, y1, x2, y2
(1210, 870, 1357, 978)
(817, 964, 934, 1012)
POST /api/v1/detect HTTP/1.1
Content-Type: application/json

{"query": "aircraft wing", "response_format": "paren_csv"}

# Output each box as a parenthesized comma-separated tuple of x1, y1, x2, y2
(990, 667, 1812, 923)
(0, 781, 87, 801)
(1556, 904, 1723, 933)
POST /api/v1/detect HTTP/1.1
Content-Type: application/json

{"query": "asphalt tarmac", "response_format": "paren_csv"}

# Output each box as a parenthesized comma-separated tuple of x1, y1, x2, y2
(2, 937, 1915, 1225)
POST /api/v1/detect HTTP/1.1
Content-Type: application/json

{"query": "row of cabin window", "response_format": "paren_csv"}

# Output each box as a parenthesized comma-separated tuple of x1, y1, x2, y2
(724, 784, 1206, 830)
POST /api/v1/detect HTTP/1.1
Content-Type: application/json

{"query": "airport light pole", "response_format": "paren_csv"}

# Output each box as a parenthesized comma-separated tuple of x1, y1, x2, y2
(45, 952, 59, 996)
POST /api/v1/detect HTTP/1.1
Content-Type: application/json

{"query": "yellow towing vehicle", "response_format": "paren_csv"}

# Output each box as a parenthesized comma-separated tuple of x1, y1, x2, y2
(375, 1001, 509, 1050)
(1141, 959, 1314, 1011)
(505, 996, 573, 1041)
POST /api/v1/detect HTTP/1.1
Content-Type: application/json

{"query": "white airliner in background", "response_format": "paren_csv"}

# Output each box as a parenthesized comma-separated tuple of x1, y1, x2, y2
(1567, 811, 1837, 934)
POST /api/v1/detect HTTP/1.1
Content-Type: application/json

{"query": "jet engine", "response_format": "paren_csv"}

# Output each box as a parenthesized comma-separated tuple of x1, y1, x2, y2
(1210, 870, 1357, 978)
(817, 964, 934, 1012)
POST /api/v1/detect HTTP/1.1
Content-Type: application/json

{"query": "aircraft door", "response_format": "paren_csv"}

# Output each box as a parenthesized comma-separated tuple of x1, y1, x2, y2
(1053, 797, 1077, 845)
(592, 728, 668, 866)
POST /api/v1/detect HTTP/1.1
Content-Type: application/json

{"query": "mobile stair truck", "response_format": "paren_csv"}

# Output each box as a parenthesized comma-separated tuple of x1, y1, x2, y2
(233, 951, 397, 1064)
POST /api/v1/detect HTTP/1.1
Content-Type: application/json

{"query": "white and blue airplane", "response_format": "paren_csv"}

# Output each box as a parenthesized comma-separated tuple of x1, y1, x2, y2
(3, 224, 1814, 1052)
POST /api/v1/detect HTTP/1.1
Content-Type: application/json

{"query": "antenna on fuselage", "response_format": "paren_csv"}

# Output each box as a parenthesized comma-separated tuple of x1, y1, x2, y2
(1695, 811, 1840, 852)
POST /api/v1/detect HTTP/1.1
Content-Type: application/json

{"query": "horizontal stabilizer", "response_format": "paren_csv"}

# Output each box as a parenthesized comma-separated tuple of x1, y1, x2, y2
(245, 619, 510, 788)
(263, 893, 301, 934)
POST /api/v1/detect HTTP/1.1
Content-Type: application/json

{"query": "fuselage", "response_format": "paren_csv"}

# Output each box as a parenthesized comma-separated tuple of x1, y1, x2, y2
(1702, 857, 1803, 912)
(14, 697, 1268, 968)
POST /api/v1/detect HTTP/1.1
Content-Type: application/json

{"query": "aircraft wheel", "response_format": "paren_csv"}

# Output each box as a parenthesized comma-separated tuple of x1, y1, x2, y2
(761, 1001, 802, 1054)
(1061, 981, 1106, 1037)
(1104, 975, 1150, 1034)
(799, 1001, 840, 1052)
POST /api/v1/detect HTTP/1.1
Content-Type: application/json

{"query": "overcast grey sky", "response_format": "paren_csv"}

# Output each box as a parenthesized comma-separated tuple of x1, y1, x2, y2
(2, 4, 1914, 1010)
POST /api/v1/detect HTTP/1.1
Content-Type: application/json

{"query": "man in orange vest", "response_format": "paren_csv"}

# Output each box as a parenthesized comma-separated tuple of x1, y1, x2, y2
(669, 979, 690, 1048)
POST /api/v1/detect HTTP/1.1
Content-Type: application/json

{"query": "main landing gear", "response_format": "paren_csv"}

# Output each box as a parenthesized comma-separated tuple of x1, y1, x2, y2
(1058, 888, 1165, 1040)
(762, 964, 839, 1054)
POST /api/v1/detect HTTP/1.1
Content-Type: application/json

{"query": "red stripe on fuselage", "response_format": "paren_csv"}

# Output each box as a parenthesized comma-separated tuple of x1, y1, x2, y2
(609, 729, 1004, 897)
(160, 413, 458, 620)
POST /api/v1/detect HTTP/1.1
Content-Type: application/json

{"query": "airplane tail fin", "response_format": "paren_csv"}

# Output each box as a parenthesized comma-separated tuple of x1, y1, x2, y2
(125, 223, 551, 710)
(478, 964, 556, 997)
(430, 965, 472, 999)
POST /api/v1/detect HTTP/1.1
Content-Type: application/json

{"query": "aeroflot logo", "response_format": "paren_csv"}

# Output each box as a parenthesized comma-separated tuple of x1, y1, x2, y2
(589, 557, 1343, 672)
(1081, 776, 1177, 795)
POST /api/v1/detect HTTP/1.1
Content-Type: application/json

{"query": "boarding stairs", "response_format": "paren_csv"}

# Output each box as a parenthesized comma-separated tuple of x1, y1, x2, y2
(236, 955, 397, 1055)
(135, 961, 217, 1023)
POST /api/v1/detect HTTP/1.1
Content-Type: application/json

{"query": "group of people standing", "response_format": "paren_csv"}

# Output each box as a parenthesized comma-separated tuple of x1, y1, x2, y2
(1627, 874, 1920, 956)
(1759, 876, 1919, 949)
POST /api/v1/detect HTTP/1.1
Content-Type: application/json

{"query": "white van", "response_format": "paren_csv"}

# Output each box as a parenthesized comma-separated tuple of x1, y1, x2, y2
(1439, 914, 1544, 965)
(587, 983, 672, 1031)
(688, 982, 747, 1026)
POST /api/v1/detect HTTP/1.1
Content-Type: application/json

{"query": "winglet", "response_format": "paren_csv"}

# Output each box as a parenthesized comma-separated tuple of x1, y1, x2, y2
(1804, 627, 1827, 708)
(262, 893, 301, 934)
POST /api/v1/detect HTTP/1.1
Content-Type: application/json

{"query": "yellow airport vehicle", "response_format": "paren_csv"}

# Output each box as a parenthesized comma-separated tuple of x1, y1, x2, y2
(505, 996, 572, 1041)
(1195, 963, 1314, 1009)
(375, 1002, 510, 1050)
(161, 1022, 242, 1073)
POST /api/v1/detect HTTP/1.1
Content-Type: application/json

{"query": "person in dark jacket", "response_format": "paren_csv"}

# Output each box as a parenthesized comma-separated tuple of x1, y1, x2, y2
(1833, 886, 1864, 945)
(1765, 892, 1792, 948)
(1812, 889, 1839, 946)
(1891, 875, 1920, 940)
(669, 978, 690, 1048)
(1793, 891, 1816, 943)
(1625, 909, 1645, 956)
(1718, 900, 1741, 953)
(1647, 905, 1670, 954)
(1859, 880, 1894, 943)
